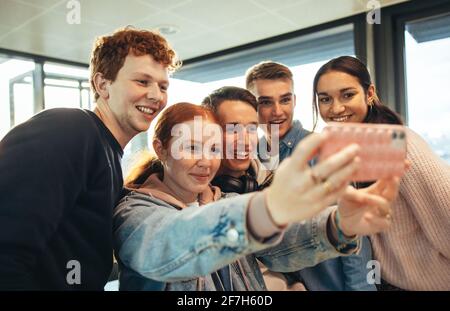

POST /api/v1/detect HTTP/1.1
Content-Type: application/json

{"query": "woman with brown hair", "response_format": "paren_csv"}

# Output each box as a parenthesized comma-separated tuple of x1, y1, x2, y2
(312, 56, 450, 290)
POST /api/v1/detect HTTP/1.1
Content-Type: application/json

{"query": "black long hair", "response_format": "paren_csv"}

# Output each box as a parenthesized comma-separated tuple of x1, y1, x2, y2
(312, 56, 403, 131)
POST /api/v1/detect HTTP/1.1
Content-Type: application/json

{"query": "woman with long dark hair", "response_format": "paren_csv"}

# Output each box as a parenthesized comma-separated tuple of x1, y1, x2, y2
(312, 56, 450, 290)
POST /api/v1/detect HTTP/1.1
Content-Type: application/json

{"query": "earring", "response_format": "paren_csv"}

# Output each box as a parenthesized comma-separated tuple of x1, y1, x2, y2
(368, 101, 373, 116)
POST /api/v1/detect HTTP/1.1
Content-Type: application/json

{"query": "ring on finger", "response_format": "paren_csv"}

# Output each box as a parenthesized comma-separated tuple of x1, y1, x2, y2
(322, 180, 334, 194)
(310, 169, 325, 184)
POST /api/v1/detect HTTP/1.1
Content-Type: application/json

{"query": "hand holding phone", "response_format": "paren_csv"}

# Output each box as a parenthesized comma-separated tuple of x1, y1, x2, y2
(319, 123, 407, 182)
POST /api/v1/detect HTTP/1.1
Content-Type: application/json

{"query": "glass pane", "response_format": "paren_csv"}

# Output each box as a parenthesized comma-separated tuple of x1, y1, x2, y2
(43, 62, 89, 110)
(81, 89, 91, 109)
(44, 86, 80, 109)
(44, 63, 89, 79)
(405, 13, 450, 163)
(0, 56, 35, 140)
(13, 81, 34, 126)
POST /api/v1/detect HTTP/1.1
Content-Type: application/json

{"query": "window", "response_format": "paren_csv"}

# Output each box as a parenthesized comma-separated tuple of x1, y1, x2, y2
(0, 54, 91, 141)
(0, 55, 35, 140)
(375, 0, 450, 164)
(181, 24, 356, 132)
(43, 63, 91, 110)
(404, 13, 450, 162)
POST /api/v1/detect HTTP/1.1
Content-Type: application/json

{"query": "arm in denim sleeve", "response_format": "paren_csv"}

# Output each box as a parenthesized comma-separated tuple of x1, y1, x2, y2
(113, 192, 282, 282)
(256, 206, 360, 273)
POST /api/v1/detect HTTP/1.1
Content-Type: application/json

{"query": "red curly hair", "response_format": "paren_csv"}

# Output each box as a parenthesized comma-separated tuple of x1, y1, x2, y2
(90, 26, 181, 101)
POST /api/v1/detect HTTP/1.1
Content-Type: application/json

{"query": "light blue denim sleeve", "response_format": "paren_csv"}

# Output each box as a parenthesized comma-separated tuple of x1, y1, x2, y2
(113, 192, 282, 282)
(256, 207, 361, 273)
(342, 236, 376, 290)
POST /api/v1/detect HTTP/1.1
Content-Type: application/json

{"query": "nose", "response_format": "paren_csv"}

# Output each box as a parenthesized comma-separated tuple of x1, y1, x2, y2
(271, 102, 283, 117)
(197, 155, 212, 168)
(331, 100, 346, 115)
(146, 82, 163, 103)
(235, 126, 253, 151)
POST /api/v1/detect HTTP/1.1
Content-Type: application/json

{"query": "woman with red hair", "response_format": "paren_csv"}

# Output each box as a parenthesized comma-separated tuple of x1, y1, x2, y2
(113, 102, 400, 291)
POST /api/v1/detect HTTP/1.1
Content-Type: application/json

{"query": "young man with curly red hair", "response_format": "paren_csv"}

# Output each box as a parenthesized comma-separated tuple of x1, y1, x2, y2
(0, 27, 180, 290)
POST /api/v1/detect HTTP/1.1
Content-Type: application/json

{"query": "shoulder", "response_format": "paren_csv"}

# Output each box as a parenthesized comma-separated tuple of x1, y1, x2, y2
(292, 120, 311, 142)
(4, 108, 96, 143)
(115, 191, 178, 217)
(403, 127, 449, 177)
(30, 108, 93, 129)
(114, 191, 184, 233)
(1, 108, 103, 158)
(405, 127, 439, 161)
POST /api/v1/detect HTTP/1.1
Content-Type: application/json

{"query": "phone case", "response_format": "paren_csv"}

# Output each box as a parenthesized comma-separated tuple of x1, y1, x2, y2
(319, 122, 407, 182)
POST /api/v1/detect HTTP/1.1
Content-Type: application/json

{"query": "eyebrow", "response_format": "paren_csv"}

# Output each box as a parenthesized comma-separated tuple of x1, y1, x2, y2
(133, 72, 169, 84)
(280, 92, 293, 98)
(258, 92, 292, 101)
(317, 88, 357, 96)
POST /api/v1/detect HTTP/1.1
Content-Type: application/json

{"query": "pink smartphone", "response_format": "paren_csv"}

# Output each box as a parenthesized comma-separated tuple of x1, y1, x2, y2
(319, 122, 407, 182)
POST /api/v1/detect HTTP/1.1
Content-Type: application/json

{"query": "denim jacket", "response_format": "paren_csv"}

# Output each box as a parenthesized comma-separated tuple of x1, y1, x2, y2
(113, 191, 360, 291)
(260, 120, 376, 291)
(258, 120, 311, 167)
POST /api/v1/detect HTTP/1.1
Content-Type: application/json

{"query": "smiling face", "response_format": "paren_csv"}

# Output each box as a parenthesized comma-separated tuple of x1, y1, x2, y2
(251, 79, 295, 139)
(105, 53, 169, 141)
(317, 71, 373, 124)
(159, 119, 222, 203)
(216, 100, 258, 178)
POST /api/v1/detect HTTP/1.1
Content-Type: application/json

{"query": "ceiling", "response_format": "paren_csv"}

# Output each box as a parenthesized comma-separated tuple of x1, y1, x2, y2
(0, 0, 408, 65)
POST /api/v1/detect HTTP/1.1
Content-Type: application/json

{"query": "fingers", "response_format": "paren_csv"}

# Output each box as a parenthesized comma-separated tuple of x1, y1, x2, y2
(339, 186, 392, 216)
(380, 177, 400, 202)
(312, 144, 360, 181)
(320, 183, 349, 208)
(306, 158, 360, 201)
(339, 185, 367, 204)
(289, 132, 327, 169)
(368, 177, 400, 202)
(360, 193, 391, 216)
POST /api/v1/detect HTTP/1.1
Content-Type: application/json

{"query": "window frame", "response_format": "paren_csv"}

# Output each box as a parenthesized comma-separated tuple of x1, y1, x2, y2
(0, 47, 89, 125)
(177, 13, 368, 83)
(374, 0, 450, 123)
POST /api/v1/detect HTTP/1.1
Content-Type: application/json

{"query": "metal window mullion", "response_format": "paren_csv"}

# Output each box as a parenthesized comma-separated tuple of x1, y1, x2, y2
(33, 61, 45, 113)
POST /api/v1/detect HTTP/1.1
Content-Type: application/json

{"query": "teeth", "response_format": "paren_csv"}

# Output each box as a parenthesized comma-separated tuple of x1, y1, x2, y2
(236, 152, 249, 158)
(332, 116, 350, 122)
(271, 120, 285, 124)
(137, 106, 155, 115)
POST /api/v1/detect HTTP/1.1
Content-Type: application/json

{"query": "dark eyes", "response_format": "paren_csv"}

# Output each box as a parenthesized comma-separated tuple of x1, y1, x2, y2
(136, 80, 148, 86)
(318, 93, 355, 103)
(280, 97, 292, 104)
(319, 97, 331, 103)
(258, 98, 291, 105)
(343, 93, 355, 99)
(258, 100, 271, 106)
